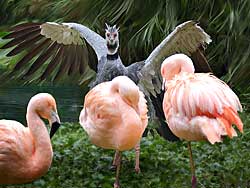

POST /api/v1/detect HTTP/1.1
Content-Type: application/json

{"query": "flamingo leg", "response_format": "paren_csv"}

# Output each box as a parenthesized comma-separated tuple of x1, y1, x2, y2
(113, 151, 122, 188)
(187, 142, 197, 188)
(111, 150, 120, 169)
(134, 141, 141, 173)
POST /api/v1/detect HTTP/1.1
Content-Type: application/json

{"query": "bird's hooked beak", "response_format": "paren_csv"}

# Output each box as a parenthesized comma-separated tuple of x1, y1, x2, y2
(49, 110, 61, 139)
(162, 78, 166, 91)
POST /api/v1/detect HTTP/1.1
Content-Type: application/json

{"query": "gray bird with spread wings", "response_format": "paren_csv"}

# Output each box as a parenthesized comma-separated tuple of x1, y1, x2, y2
(1, 21, 212, 142)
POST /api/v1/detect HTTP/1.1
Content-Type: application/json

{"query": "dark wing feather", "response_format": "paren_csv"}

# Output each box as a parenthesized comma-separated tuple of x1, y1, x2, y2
(79, 44, 89, 74)
(14, 38, 51, 71)
(25, 42, 59, 76)
(1, 22, 107, 82)
(3, 26, 41, 40)
(40, 46, 64, 80)
(151, 92, 179, 141)
(191, 46, 212, 73)
(10, 23, 42, 32)
(7, 34, 43, 57)
(67, 45, 77, 76)
(54, 46, 74, 81)
(3, 29, 41, 51)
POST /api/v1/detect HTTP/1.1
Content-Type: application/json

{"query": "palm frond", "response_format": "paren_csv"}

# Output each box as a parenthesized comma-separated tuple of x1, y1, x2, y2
(1, 0, 250, 106)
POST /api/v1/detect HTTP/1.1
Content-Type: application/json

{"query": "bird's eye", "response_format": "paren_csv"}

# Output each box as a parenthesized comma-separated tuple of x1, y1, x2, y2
(113, 33, 117, 37)
(106, 33, 110, 37)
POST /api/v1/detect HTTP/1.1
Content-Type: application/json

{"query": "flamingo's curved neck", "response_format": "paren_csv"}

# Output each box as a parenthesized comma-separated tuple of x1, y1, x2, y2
(26, 108, 52, 174)
(111, 78, 140, 113)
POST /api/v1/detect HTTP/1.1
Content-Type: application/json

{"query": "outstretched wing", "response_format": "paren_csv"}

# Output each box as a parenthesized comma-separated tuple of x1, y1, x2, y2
(139, 21, 212, 97)
(137, 21, 212, 141)
(0, 22, 108, 82)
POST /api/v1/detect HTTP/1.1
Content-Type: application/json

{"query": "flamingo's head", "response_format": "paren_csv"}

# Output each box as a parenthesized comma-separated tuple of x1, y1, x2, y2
(27, 93, 61, 138)
(111, 76, 140, 113)
(105, 23, 119, 55)
(161, 54, 195, 90)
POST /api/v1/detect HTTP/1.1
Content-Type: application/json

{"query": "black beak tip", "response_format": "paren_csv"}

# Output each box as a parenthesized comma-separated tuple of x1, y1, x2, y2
(50, 122, 61, 139)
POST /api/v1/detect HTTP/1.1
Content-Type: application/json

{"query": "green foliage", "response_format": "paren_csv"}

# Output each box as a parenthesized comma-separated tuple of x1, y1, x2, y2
(0, 1, 250, 187)
(1, 1, 250, 80)
(1, 0, 250, 91)
(2, 113, 250, 188)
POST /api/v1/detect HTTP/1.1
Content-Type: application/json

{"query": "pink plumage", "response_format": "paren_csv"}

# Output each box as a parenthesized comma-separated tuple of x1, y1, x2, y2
(79, 76, 148, 187)
(161, 54, 243, 144)
(161, 53, 243, 188)
(0, 93, 60, 184)
(80, 76, 148, 151)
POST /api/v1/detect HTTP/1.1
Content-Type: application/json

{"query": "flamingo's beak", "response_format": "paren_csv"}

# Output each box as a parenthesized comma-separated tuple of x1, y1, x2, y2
(133, 104, 140, 115)
(50, 111, 61, 139)
(162, 78, 166, 91)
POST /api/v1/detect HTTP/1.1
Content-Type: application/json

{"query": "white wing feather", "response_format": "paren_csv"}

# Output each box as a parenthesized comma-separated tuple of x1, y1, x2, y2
(139, 21, 212, 97)
(40, 22, 107, 61)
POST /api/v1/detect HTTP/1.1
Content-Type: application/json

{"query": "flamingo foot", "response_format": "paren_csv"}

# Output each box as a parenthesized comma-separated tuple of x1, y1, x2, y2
(135, 166, 141, 174)
(111, 150, 119, 171)
(191, 175, 197, 188)
(114, 151, 122, 188)
(114, 180, 120, 188)
(134, 142, 141, 174)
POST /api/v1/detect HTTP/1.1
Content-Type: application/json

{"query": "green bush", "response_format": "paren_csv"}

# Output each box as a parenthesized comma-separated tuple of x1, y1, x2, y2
(2, 113, 249, 188)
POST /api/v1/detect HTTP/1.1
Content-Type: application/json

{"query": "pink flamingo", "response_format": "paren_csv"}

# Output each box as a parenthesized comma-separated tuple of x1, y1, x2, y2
(0, 93, 61, 184)
(79, 76, 148, 188)
(161, 54, 243, 188)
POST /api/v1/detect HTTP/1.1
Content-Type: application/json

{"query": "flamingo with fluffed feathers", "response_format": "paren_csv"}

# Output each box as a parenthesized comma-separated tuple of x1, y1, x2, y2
(79, 76, 148, 188)
(161, 54, 243, 188)
(0, 93, 61, 184)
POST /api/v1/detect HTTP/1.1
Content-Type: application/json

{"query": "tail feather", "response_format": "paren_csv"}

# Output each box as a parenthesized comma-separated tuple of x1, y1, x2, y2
(223, 107, 243, 133)
(200, 124, 222, 144)
(217, 117, 233, 138)
(215, 107, 243, 139)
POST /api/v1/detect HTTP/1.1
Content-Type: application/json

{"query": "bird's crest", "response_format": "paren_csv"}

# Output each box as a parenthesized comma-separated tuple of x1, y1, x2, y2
(105, 23, 119, 33)
(105, 23, 120, 55)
